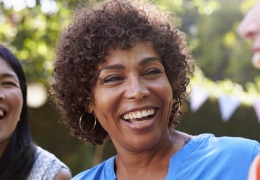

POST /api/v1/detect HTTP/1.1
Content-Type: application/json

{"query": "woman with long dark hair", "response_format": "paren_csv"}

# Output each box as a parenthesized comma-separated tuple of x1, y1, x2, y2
(0, 45, 71, 180)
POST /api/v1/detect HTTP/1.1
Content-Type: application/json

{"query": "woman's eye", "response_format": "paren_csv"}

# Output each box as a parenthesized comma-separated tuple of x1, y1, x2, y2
(2, 81, 17, 86)
(102, 75, 123, 83)
(145, 68, 162, 75)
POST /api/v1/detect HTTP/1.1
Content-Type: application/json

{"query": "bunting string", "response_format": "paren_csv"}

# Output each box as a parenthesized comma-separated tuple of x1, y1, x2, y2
(189, 67, 260, 122)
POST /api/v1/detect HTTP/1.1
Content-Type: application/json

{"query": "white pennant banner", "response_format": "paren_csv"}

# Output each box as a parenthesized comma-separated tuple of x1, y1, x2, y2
(254, 100, 260, 123)
(218, 95, 240, 122)
(190, 86, 209, 112)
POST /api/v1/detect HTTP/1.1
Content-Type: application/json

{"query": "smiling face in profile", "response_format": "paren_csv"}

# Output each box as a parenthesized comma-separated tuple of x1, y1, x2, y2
(0, 56, 23, 157)
(237, 1, 260, 68)
(89, 41, 173, 153)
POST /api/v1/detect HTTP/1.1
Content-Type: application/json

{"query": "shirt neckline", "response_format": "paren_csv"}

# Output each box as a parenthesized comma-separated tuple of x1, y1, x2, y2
(106, 133, 214, 180)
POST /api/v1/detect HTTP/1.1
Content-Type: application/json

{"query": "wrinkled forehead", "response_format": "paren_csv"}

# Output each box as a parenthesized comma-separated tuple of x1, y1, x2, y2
(99, 41, 159, 66)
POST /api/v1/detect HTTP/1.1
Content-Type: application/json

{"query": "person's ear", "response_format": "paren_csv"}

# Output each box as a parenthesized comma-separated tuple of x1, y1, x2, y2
(85, 103, 93, 113)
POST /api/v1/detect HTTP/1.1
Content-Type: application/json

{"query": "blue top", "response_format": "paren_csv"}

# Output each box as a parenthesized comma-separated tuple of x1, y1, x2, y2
(73, 134, 260, 180)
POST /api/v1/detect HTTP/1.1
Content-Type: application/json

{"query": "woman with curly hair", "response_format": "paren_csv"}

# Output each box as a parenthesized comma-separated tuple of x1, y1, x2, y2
(52, 0, 260, 179)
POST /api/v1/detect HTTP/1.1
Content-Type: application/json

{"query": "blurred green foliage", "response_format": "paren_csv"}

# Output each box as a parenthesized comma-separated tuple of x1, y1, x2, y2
(1, 0, 259, 96)
(0, 0, 75, 85)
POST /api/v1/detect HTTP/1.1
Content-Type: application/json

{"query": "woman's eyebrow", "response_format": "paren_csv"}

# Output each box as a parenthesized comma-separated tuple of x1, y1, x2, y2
(138, 57, 161, 66)
(0, 73, 19, 82)
(98, 64, 125, 76)
(0, 73, 18, 79)
(98, 57, 160, 75)
(100, 64, 125, 71)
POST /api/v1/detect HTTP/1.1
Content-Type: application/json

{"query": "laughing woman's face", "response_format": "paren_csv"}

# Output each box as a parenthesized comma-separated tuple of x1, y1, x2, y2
(88, 41, 174, 153)
(0, 57, 23, 157)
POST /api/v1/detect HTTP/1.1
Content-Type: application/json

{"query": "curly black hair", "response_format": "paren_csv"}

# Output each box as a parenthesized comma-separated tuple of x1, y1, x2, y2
(52, 0, 195, 145)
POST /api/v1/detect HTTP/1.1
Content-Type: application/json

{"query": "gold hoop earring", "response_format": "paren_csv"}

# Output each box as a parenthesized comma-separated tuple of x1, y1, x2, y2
(79, 113, 97, 133)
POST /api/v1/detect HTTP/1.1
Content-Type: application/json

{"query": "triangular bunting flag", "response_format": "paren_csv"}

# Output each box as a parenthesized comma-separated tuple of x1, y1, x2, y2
(253, 100, 260, 123)
(190, 86, 209, 112)
(218, 95, 240, 122)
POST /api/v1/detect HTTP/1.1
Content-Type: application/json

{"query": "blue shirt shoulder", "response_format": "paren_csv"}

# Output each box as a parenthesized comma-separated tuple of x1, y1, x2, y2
(166, 134, 260, 180)
(73, 134, 260, 180)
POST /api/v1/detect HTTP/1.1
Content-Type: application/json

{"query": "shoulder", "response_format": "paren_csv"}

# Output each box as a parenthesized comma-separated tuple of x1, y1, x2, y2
(209, 134, 259, 154)
(189, 134, 260, 167)
(171, 134, 260, 179)
(28, 146, 71, 180)
(248, 154, 260, 180)
(54, 168, 72, 180)
(73, 156, 116, 180)
(195, 133, 260, 154)
(34, 146, 69, 168)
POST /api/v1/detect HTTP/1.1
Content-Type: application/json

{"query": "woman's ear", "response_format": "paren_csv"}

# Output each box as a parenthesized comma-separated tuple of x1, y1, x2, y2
(85, 103, 93, 113)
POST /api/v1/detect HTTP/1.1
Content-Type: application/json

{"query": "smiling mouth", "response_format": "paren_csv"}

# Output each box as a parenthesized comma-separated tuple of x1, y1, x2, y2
(252, 52, 260, 69)
(0, 110, 6, 120)
(120, 108, 156, 124)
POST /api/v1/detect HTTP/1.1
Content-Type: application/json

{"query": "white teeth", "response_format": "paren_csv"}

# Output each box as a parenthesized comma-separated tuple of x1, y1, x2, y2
(124, 114, 129, 120)
(122, 108, 155, 120)
(0, 110, 4, 118)
(132, 113, 137, 119)
(137, 111, 142, 118)
(142, 110, 148, 116)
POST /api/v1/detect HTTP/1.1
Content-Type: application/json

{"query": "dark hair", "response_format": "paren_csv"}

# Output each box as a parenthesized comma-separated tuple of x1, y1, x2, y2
(0, 45, 36, 179)
(52, 0, 195, 145)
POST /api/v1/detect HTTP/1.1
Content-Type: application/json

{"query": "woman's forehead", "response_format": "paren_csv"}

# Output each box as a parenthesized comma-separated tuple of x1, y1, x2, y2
(104, 41, 158, 61)
(0, 57, 17, 76)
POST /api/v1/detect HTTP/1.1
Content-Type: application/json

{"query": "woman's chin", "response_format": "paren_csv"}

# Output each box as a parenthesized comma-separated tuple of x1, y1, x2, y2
(114, 124, 166, 153)
(124, 135, 161, 153)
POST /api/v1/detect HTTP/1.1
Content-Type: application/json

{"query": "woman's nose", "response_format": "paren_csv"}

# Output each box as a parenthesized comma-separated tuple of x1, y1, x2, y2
(237, 10, 259, 40)
(125, 78, 150, 100)
(0, 93, 5, 100)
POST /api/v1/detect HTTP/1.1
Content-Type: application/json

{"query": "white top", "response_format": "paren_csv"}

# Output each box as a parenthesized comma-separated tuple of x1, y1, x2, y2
(28, 146, 70, 180)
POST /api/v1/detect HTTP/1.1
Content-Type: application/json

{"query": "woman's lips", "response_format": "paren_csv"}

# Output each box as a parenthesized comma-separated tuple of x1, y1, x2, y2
(121, 115, 155, 132)
(252, 52, 260, 69)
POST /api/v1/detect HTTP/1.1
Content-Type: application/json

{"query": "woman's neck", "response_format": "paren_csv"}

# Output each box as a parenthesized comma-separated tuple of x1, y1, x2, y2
(114, 129, 190, 180)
